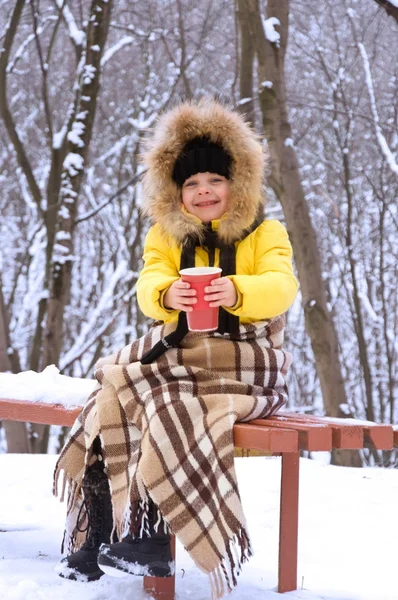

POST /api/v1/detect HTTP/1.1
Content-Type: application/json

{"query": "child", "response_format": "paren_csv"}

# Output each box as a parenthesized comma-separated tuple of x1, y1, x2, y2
(54, 98, 298, 597)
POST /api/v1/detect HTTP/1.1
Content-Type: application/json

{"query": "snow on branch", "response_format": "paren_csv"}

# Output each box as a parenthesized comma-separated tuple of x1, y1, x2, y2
(75, 170, 142, 224)
(262, 16, 281, 47)
(6, 17, 55, 74)
(59, 261, 135, 371)
(357, 42, 398, 176)
(55, 0, 84, 47)
(101, 36, 136, 67)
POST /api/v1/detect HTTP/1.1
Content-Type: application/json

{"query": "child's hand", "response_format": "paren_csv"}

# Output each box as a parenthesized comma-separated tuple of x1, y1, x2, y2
(204, 277, 237, 308)
(163, 280, 197, 311)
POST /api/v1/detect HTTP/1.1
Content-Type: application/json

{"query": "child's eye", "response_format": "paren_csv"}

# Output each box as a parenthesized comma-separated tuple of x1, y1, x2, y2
(184, 180, 196, 187)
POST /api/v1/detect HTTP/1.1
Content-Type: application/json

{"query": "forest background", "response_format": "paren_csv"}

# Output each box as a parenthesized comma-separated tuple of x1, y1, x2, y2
(1, 0, 397, 465)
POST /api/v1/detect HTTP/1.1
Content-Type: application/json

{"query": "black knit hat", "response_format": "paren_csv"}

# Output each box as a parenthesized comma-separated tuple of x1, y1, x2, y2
(172, 136, 232, 187)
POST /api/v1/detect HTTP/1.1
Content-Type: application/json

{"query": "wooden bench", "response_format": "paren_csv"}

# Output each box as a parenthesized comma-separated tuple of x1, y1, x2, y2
(1, 397, 397, 598)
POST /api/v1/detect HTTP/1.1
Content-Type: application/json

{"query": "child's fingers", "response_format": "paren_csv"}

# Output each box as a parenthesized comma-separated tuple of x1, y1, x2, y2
(204, 282, 226, 298)
(210, 277, 227, 286)
(175, 280, 191, 289)
(178, 289, 196, 298)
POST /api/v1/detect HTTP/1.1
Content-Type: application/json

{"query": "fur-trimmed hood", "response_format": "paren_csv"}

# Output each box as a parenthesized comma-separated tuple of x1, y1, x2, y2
(141, 98, 267, 244)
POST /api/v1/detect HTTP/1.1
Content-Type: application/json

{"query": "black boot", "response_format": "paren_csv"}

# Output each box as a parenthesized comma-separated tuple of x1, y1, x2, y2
(56, 444, 113, 582)
(97, 500, 174, 578)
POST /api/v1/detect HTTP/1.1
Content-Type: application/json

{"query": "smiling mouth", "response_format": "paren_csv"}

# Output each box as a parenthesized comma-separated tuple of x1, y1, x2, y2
(196, 200, 219, 207)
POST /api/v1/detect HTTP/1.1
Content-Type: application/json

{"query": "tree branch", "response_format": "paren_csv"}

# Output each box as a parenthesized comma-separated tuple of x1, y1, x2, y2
(0, 0, 43, 213)
(74, 171, 143, 224)
(53, 0, 84, 62)
(30, 0, 53, 142)
(373, 0, 398, 25)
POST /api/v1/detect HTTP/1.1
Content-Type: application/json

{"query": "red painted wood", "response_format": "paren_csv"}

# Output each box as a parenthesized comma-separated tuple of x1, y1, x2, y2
(276, 415, 364, 449)
(329, 425, 364, 449)
(233, 423, 298, 453)
(144, 534, 176, 599)
(269, 412, 397, 450)
(278, 452, 299, 593)
(0, 398, 80, 426)
(364, 425, 394, 450)
(251, 418, 333, 452)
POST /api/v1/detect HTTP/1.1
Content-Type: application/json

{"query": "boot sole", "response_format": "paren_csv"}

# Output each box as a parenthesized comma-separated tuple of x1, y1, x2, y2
(98, 552, 174, 578)
(56, 563, 104, 582)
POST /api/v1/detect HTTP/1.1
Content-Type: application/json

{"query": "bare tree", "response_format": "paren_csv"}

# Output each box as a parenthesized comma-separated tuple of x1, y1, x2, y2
(237, 0, 349, 424)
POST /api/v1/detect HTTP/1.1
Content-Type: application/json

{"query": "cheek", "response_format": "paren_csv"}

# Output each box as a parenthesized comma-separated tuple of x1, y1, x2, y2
(221, 188, 231, 204)
(182, 190, 194, 206)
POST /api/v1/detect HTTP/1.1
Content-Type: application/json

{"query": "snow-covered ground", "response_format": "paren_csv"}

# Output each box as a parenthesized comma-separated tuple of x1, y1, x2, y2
(1, 453, 397, 600)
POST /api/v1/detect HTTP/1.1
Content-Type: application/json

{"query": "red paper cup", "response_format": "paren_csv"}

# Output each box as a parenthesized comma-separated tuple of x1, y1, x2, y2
(179, 267, 222, 332)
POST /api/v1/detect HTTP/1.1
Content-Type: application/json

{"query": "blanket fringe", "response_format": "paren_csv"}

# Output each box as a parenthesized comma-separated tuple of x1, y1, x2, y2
(53, 466, 86, 555)
(129, 499, 171, 539)
(208, 527, 252, 599)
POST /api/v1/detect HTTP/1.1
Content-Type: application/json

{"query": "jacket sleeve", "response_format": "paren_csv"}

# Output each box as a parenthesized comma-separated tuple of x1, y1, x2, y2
(226, 220, 299, 320)
(136, 225, 180, 321)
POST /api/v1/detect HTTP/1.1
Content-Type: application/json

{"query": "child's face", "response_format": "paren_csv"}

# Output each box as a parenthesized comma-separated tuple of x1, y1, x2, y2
(181, 172, 231, 223)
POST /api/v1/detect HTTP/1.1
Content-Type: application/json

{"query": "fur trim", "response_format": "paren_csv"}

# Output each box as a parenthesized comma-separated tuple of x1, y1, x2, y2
(141, 98, 267, 244)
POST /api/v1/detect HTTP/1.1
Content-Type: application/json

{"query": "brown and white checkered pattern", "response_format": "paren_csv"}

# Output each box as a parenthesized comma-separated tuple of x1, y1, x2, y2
(54, 315, 291, 597)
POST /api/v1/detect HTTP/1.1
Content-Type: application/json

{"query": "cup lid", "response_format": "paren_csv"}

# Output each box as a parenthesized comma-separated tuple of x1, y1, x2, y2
(179, 267, 222, 276)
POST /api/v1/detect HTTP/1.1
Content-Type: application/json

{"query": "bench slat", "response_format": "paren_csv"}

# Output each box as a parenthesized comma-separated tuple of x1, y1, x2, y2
(2, 399, 396, 452)
(0, 398, 80, 427)
(251, 417, 333, 452)
(273, 415, 364, 450)
(272, 412, 397, 450)
(234, 423, 298, 453)
(363, 426, 394, 450)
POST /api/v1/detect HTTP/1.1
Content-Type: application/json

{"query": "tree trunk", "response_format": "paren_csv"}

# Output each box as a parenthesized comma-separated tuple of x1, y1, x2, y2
(239, 0, 361, 467)
(236, 0, 255, 125)
(0, 276, 31, 453)
(41, 0, 114, 373)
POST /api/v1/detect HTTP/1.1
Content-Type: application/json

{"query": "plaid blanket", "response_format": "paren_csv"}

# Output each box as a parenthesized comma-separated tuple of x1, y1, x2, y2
(54, 315, 291, 598)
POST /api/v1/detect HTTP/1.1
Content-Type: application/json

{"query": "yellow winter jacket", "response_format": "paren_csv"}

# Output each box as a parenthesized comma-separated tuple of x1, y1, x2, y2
(136, 218, 298, 324)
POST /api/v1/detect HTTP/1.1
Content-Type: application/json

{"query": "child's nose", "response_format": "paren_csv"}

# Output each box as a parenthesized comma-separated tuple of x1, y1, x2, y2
(197, 186, 210, 194)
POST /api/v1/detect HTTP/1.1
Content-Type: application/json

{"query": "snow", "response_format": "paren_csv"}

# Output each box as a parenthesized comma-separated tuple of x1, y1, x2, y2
(1, 373, 398, 598)
(101, 37, 136, 67)
(67, 121, 86, 148)
(0, 365, 95, 406)
(237, 98, 252, 106)
(63, 153, 84, 177)
(83, 64, 97, 85)
(53, 126, 68, 149)
(386, 0, 398, 7)
(58, 205, 70, 220)
(0, 454, 397, 600)
(6, 31, 41, 74)
(52, 243, 74, 264)
(55, 231, 71, 241)
(262, 17, 281, 47)
(55, 0, 84, 46)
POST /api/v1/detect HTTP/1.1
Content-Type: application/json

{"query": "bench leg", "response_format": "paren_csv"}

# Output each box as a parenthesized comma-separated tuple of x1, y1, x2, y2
(143, 535, 176, 599)
(278, 451, 300, 593)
